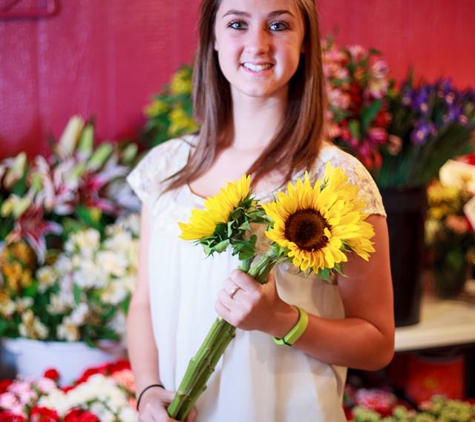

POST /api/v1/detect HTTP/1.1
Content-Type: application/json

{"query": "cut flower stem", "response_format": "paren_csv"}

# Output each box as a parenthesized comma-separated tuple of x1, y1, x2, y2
(167, 251, 277, 421)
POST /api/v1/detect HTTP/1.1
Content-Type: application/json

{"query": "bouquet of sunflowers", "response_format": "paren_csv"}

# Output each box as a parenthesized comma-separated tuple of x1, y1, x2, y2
(168, 164, 376, 420)
(0, 117, 141, 345)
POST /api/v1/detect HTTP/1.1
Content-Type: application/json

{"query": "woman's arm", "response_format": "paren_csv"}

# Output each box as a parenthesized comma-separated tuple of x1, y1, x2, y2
(216, 215, 395, 371)
(127, 206, 196, 421)
(291, 215, 395, 370)
(127, 205, 161, 392)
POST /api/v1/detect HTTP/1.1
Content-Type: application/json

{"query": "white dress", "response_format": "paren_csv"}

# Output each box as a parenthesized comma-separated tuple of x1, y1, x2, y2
(127, 136, 386, 422)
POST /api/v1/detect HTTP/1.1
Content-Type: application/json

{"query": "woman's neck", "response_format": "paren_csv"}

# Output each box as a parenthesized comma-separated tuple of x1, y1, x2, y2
(229, 95, 287, 151)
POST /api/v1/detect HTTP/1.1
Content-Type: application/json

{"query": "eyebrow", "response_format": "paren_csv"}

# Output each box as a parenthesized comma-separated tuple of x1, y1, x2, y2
(222, 9, 296, 19)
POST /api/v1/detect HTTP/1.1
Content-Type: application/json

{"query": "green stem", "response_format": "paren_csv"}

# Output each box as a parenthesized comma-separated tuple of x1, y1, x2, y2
(167, 250, 278, 420)
(238, 258, 251, 273)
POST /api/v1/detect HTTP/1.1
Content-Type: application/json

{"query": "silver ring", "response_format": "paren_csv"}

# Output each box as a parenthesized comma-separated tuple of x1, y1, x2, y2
(230, 285, 240, 299)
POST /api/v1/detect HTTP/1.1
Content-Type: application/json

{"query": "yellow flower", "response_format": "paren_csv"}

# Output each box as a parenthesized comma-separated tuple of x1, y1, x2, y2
(170, 68, 193, 95)
(263, 163, 375, 274)
(427, 181, 459, 205)
(144, 99, 168, 117)
(168, 108, 199, 137)
(179, 175, 252, 240)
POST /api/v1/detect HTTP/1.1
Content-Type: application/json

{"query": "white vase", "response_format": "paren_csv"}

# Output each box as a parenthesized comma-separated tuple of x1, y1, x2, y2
(2, 338, 126, 386)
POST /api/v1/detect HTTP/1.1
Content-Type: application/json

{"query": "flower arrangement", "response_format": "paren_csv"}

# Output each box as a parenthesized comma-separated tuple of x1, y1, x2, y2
(377, 75, 475, 187)
(347, 393, 475, 422)
(169, 164, 375, 420)
(142, 65, 199, 148)
(321, 37, 392, 170)
(0, 213, 140, 343)
(0, 360, 137, 421)
(425, 160, 475, 297)
(321, 39, 475, 188)
(0, 116, 141, 344)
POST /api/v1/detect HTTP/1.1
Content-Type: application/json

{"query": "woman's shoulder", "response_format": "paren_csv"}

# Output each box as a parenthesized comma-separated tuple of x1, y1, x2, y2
(142, 135, 195, 165)
(312, 144, 365, 179)
(126, 135, 195, 206)
(311, 144, 387, 216)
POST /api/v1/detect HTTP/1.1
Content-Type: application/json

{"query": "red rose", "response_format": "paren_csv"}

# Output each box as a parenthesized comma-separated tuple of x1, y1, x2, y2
(0, 379, 13, 394)
(0, 411, 27, 422)
(343, 406, 354, 421)
(30, 406, 60, 421)
(373, 109, 390, 128)
(43, 369, 60, 382)
(74, 365, 108, 385)
(107, 360, 131, 374)
(64, 409, 99, 422)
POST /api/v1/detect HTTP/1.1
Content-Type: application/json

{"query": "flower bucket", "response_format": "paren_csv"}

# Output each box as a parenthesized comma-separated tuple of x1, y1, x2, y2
(433, 262, 469, 299)
(2, 338, 126, 386)
(380, 186, 427, 327)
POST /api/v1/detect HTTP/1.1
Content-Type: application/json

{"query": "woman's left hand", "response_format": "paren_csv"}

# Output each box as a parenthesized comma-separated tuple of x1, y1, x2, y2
(215, 270, 298, 337)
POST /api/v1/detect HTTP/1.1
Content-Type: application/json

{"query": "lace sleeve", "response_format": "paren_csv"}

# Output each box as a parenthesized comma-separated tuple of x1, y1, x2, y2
(126, 137, 192, 206)
(314, 146, 387, 217)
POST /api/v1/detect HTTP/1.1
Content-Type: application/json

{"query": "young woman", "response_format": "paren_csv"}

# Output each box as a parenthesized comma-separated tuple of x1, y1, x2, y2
(127, 0, 394, 421)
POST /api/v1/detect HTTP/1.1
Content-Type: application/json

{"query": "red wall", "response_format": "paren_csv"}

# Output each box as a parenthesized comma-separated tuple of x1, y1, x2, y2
(0, 0, 474, 159)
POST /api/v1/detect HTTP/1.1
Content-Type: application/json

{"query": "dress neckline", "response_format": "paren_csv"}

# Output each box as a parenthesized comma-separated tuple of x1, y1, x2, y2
(183, 143, 337, 204)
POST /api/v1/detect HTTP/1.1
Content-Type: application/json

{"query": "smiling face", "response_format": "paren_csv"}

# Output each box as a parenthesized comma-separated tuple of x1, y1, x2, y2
(213, 0, 305, 102)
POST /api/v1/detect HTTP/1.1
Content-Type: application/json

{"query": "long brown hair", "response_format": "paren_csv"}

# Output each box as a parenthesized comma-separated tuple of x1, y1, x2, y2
(166, 0, 326, 191)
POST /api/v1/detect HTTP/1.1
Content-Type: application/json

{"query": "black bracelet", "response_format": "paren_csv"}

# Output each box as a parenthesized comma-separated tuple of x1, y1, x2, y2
(136, 383, 165, 411)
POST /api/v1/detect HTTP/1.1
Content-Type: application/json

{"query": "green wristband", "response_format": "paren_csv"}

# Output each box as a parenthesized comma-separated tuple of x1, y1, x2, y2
(274, 307, 309, 346)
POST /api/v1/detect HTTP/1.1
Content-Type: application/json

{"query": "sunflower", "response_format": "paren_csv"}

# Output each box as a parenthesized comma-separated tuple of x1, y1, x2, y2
(262, 163, 375, 275)
(179, 174, 254, 241)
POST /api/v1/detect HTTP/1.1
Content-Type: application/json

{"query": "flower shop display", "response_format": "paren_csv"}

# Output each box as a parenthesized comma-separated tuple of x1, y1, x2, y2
(169, 165, 375, 420)
(2, 361, 473, 422)
(0, 360, 137, 421)
(425, 160, 475, 298)
(0, 116, 141, 379)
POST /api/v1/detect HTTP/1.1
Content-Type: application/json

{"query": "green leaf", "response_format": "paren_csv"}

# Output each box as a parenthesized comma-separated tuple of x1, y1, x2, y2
(214, 239, 230, 253)
(348, 120, 361, 140)
(86, 143, 113, 172)
(361, 99, 382, 131)
(73, 284, 82, 305)
(317, 267, 332, 282)
(78, 123, 94, 157)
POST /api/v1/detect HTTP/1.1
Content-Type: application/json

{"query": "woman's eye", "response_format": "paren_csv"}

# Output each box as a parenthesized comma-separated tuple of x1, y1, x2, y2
(228, 20, 247, 30)
(269, 21, 289, 31)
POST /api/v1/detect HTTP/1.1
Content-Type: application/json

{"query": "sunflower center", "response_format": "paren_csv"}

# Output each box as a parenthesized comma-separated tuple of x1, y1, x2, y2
(284, 209, 329, 251)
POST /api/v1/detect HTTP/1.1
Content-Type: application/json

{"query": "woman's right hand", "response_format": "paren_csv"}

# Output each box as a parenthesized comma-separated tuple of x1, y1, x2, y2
(138, 387, 197, 422)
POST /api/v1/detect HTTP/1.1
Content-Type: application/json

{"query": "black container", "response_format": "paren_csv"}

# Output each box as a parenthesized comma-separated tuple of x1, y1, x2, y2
(380, 186, 427, 327)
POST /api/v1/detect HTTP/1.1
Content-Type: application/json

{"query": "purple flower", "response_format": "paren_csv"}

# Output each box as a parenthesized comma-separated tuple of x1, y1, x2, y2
(444, 105, 462, 124)
(437, 78, 454, 98)
(410, 121, 436, 145)
(414, 86, 431, 115)
(401, 85, 413, 107)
